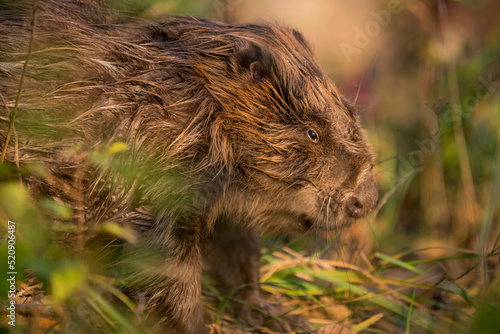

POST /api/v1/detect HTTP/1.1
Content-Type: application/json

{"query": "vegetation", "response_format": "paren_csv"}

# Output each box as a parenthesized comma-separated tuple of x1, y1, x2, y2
(1, 0, 499, 333)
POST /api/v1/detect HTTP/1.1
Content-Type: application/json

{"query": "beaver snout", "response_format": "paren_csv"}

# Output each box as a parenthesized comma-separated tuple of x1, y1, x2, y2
(345, 175, 378, 218)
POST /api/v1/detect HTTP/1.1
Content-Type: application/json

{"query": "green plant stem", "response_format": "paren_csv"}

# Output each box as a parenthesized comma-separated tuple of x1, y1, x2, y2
(437, 0, 480, 277)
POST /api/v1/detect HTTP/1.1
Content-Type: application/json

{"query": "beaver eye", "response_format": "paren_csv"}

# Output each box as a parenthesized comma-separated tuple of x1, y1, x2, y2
(307, 129, 319, 143)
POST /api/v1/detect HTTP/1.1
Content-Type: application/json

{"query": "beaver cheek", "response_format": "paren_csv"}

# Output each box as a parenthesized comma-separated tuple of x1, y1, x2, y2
(345, 175, 378, 218)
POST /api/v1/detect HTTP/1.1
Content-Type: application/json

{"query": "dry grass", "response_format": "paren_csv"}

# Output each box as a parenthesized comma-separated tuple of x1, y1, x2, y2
(2, 0, 500, 333)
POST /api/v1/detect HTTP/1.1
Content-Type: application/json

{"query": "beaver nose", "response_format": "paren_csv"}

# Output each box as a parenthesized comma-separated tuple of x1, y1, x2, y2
(346, 175, 378, 218)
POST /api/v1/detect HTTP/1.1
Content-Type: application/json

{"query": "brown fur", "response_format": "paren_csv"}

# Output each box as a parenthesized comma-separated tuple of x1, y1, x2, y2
(0, 1, 378, 332)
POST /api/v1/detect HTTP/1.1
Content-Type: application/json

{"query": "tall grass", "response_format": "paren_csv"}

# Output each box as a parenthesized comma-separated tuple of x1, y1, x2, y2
(1, 0, 499, 333)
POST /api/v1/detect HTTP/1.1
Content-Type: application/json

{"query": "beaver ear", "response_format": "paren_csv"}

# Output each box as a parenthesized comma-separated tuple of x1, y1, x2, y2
(234, 41, 273, 82)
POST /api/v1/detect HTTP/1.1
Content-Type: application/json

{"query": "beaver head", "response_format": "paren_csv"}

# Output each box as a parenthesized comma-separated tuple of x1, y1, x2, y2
(174, 23, 379, 236)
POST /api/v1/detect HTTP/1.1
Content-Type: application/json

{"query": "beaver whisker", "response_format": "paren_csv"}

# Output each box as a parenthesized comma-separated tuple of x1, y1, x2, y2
(326, 196, 333, 240)
(314, 196, 329, 230)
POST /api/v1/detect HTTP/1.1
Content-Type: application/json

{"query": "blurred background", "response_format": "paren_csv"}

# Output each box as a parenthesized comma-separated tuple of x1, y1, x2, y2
(1, 0, 499, 333)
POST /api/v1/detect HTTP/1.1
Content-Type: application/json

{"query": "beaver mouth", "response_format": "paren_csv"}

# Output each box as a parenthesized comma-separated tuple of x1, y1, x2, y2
(303, 216, 314, 230)
(296, 211, 353, 236)
(298, 213, 322, 232)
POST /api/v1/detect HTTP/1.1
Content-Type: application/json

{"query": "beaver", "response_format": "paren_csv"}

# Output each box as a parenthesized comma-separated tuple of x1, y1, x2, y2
(0, 0, 378, 332)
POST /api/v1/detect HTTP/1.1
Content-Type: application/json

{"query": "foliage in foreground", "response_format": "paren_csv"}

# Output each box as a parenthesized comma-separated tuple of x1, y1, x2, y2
(1, 0, 500, 333)
(1, 187, 499, 333)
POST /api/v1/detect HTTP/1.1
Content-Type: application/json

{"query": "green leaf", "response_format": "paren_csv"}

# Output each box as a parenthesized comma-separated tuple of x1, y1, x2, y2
(42, 199, 73, 219)
(51, 261, 87, 302)
(376, 252, 428, 277)
(0, 182, 29, 219)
